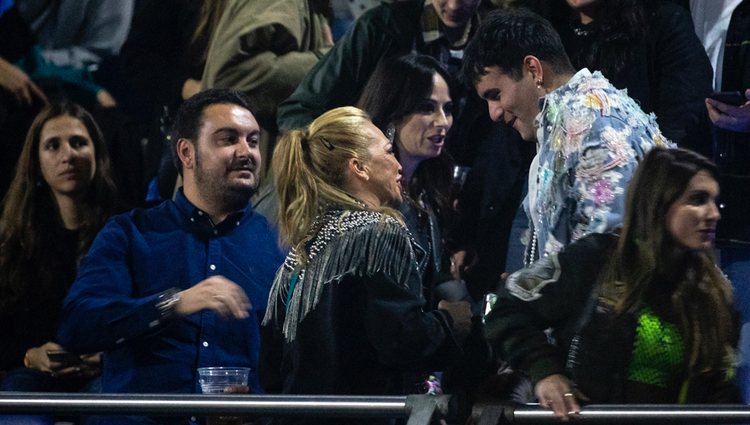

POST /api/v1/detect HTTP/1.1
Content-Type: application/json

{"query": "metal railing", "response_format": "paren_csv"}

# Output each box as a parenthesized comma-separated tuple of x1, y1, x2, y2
(0, 393, 448, 425)
(1, 394, 749, 424)
(474, 403, 750, 424)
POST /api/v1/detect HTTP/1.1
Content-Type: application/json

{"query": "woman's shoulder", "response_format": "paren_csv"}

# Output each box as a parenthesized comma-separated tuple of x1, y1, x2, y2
(328, 208, 406, 236)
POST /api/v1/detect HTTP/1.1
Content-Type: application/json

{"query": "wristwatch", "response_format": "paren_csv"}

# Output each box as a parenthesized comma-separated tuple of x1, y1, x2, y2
(156, 288, 182, 319)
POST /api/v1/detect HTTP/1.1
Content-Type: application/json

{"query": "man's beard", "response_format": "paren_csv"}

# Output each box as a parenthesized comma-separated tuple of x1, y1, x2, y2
(194, 155, 257, 213)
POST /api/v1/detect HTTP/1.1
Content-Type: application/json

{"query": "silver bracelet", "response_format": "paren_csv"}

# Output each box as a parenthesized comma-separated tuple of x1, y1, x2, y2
(155, 288, 182, 319)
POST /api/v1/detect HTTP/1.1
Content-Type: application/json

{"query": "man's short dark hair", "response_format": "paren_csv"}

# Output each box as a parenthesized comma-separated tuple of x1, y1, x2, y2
(462, 8, 574, 85)
(171, 88, 255, 174)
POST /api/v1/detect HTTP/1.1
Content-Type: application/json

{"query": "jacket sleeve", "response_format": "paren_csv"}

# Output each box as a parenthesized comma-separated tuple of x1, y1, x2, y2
(484, 234, 612, 384)
(57, 216, 178, 354)
(649, 2, 713, 154)
(362, 269, 463, 369)
(562, 113, 665, 247)
(201, 0, 332, 131)
(275, 4, 405, 132)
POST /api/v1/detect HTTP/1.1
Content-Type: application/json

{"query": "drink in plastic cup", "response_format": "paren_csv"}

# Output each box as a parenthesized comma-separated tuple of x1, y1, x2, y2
(197, 367, 251, 394)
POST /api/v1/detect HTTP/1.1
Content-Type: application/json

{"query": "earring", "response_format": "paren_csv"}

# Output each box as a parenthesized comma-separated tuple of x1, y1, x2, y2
(536, 79, 543, 89)
(386, 124, 396, 143)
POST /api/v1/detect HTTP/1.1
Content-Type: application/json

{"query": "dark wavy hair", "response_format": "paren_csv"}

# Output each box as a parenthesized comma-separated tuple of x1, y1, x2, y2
(357, 54, 456, 220)
(171, 88, 255, 175)
(462, 7, 575, 84)
(602, 147, 734, 377)
(0, 102, 118, 310)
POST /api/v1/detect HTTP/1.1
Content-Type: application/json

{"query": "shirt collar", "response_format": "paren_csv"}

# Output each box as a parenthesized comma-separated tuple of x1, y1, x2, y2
(174, 188, 249, 236)
(537, 68, 595, 114)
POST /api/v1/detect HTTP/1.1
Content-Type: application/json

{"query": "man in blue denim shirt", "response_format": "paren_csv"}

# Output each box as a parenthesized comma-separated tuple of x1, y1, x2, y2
(57, 88, 285, 425)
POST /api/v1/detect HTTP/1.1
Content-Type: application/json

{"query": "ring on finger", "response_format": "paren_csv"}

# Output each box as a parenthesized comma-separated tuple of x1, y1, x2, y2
(563, 392, 574, 398)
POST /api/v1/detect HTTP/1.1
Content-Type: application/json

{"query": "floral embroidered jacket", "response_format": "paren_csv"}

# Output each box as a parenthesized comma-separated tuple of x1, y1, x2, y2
(525, 68, 672, 264)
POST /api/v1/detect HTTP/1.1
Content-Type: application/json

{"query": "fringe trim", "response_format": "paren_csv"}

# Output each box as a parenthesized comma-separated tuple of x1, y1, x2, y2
(263, 209, 419, 342)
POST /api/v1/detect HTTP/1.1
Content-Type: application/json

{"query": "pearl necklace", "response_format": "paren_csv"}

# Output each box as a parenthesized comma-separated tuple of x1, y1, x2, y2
(524, 228, 538, 268)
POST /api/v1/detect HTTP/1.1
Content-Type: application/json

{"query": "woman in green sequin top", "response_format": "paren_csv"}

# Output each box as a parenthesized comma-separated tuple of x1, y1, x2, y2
(485, 147, 738, 419)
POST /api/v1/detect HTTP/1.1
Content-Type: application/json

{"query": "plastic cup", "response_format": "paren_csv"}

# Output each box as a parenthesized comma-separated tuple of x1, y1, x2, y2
(197, 367, 251, 394)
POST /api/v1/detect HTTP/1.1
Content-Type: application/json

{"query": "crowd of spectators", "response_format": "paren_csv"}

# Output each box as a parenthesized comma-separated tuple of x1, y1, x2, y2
(0, 0, 748, 424)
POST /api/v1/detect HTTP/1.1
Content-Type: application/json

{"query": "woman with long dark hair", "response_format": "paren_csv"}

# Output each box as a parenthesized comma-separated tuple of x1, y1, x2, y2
(0, 102, 117, 398)
(486, 147, 738, 419)
(358, 54, 464, 306)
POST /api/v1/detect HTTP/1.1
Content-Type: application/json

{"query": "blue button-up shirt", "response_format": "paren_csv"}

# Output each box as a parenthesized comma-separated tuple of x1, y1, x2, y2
(58, 190, 284, 403)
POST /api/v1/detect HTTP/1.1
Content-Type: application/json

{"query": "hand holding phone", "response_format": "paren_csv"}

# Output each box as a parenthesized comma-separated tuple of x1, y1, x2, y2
(706, 89, 750, 132)
(709, 91, 747, 106)
(46, 350, 84, 368)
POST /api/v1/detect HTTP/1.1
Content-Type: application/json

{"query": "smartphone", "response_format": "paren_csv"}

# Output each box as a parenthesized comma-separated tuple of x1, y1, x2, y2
(47, 350, 83, 366)
(710, 91, 747, 106)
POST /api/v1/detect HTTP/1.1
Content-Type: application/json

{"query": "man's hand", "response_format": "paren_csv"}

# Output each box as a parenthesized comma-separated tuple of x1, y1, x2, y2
(706, 89, 750, 133)
(96, 89, 117, 108)
(181, 78, 201, 100)
(438, 300, 472, 342)
(535, 374, 585, 421)
(0, 57, 47, 106)
(176, 275, 252, 319)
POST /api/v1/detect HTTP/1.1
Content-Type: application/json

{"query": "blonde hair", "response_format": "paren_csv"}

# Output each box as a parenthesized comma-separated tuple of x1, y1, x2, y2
(273, 106, 400, 256)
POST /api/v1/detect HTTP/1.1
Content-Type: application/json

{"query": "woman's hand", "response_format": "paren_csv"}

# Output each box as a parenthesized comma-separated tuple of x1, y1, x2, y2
(56, 352, 101, 378)
(535, 374, 585, 421)
(24, 341, 64, 373)
(25, 342, 101, 378)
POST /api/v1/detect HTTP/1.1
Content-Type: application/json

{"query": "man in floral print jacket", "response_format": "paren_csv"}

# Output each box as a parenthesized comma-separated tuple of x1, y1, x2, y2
(463, 7, 671, 266)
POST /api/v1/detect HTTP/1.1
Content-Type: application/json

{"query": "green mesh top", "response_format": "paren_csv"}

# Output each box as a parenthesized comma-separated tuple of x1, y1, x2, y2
(627, 306, 685, 389)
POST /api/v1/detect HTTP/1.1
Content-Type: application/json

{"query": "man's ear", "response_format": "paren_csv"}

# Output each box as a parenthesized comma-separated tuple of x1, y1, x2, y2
(347, 157, 370, 182)
(523, 55, 544, 87)
(176, 138, 195, 170)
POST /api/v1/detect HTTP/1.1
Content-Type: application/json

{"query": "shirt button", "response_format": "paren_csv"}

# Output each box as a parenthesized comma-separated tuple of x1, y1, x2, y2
(198, 211, 204, 216)
(213, 229, 218, 235)
(202, 341, 209, 347)
(236, 221, 240, 227)
(209, 264, 216, 271)
(190, 217, 195, 222)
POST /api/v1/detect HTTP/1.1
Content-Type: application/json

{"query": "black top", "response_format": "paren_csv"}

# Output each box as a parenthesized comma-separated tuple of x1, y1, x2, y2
(0, 225, 79, 371)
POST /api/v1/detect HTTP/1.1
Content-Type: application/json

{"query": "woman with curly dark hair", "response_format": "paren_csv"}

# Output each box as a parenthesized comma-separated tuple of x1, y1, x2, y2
(0, 102, 117, 400)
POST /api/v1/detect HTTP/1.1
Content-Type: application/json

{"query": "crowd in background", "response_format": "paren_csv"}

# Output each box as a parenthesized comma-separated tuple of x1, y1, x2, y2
(0, 0, 748, 424)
